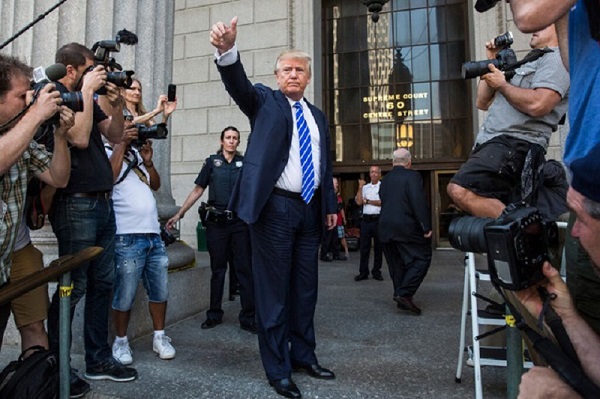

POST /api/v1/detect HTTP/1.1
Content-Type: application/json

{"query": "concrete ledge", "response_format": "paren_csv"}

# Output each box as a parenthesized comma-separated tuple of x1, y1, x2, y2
(2, 245, 212, 353)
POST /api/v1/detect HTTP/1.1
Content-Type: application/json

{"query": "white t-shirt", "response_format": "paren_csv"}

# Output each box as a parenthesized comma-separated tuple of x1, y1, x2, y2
(105, 146, 160, 235)
(362, 181, 381, 215)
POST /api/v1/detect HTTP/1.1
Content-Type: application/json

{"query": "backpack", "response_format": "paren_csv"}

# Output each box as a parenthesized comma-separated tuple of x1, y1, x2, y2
(0, 346, 59, 398)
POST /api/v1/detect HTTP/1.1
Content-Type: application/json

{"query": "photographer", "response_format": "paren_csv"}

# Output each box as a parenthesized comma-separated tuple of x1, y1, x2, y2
(106, 121, 176, 366)
(447, 26, 569, 218)
(123, 78, 176, 126)
(515, 143, 600, 398)
(0, 54, 72, 348)
(45, 42, 136, 396)
(510, 0, 600, 341)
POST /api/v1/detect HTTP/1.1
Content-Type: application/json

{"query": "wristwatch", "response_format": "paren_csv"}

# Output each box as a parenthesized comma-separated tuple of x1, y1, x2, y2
(365, 199, 370, 204)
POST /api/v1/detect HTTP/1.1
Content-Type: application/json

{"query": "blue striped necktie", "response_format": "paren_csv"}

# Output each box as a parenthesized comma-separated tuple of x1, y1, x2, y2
(294, 101, 315, 204)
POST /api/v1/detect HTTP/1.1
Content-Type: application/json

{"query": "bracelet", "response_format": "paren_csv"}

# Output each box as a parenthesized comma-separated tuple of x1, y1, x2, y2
(144, 161, 154, 168)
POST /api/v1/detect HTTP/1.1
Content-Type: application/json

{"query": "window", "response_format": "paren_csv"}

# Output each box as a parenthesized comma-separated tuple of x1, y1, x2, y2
(323, 0, 471, 162)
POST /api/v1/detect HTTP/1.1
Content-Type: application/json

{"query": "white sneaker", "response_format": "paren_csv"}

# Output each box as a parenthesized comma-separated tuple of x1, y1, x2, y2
(112, 340, 133, 365)
(153, 335, 176, 360)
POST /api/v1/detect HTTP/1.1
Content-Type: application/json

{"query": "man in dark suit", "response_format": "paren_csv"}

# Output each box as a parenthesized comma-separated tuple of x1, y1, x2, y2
(379, 148, 432, 315)
(210, 17, 337, 399)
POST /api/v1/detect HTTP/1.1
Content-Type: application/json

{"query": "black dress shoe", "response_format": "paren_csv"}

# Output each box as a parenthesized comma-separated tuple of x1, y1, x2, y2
(292, 363, 336, 380)
(354, 273, 368, 281)
(394, 296, 421, 315)
(201, 319, 222, 329)
(269, 377, 302, 399)
(372, 274, 383, 281)
(240, 323, 258, 334)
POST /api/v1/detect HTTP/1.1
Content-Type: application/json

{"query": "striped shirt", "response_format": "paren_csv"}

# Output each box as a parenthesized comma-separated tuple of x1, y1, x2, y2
(0, 141, 50, 285)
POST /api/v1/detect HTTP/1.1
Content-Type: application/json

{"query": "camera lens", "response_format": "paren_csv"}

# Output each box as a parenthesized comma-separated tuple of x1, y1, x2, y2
(61, 92, 84, 113)
(448, 216, 494, 253)
(106, 71, 134, 89)
(462, 60, 499, 79)
(494, 31, 514, 48)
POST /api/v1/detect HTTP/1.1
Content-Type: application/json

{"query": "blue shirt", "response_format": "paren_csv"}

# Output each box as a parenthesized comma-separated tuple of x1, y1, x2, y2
(564, 0, 600, 168)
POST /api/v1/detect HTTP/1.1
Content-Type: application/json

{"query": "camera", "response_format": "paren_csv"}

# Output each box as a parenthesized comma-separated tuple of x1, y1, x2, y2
(462, 31, 517, 79)
(132, 123, 168, 147)
(474, 0, 500, 13)
(31, 83, 84, 126)
(31, 64, 84, 125)
(160, 226, 176, 246)
(90, 33, 136, 94)
(448, 204, 559, 290)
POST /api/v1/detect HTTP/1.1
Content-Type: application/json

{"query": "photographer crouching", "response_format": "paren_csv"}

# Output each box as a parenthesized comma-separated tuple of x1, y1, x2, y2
(513, 144, 600, 398)
(447, 26, 569, 218)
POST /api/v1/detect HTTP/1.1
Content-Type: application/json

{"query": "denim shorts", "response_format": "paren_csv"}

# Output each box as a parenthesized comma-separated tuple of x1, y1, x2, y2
(112, 233, 169, 311)
(337, 225, 345, 239)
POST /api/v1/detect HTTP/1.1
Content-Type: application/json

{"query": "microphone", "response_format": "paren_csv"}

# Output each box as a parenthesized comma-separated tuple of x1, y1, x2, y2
(32, 63, 67, 84)
(45, 63, 67, 81)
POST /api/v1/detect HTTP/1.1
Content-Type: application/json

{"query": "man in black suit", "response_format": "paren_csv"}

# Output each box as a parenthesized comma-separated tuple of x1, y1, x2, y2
(379, 148, 432, 315)
(210, 17, 337, 399)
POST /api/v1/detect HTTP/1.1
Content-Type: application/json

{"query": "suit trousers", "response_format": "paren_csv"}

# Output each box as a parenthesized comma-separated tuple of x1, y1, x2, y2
(382, 240, 432, 298)
(359, 219, 382, 276)
(249, 192, 321, 382)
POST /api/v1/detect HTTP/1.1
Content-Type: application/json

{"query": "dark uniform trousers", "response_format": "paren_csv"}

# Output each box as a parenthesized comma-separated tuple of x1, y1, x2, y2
(359, 217, 383, 277)
(205, 217, 255, 326)
(249, 191, 321, 382)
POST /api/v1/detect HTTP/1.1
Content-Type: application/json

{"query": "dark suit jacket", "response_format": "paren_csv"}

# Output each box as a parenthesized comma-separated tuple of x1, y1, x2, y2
(217, 57, 336, 224)
(378, 166, 432, 244)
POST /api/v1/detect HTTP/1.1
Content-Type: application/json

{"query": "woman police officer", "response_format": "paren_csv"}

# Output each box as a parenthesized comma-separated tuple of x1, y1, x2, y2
(167, 126, 255, 332)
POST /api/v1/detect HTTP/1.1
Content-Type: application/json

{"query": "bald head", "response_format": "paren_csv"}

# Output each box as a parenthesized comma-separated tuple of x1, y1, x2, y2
(393, 148, 411, 167)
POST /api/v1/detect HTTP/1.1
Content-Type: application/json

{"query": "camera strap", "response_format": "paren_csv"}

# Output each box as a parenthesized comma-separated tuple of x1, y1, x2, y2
(503, 47, 554, 75)
(105, 145, 149, 186)
(496, 285, 600, 398)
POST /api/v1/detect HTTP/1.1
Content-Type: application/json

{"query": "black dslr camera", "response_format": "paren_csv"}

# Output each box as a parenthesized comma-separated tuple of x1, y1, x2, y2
(90, 30, 137, 94)
(462, 31, 517, 79)
(132, 123, 168, 147)
(31, 65, 84, 125)
(448, 204, 559, 290)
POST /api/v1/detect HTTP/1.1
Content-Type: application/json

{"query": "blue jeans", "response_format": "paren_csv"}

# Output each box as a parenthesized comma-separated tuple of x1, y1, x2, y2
(48, 196, 116, 369)
(112, 233, 169, 311)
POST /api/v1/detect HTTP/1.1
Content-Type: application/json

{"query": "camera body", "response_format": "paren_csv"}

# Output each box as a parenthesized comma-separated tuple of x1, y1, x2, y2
(32, 82, 84, 125)
(448, 204, 559, 290)
(90, 39, 134, 94)
(462, 31, 517, 79)
(132, 123, 168, 147)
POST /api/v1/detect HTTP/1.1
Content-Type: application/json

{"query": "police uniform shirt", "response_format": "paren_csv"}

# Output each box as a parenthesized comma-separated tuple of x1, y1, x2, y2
(362, 181, 381, 216)
(195, 152, 243, 210)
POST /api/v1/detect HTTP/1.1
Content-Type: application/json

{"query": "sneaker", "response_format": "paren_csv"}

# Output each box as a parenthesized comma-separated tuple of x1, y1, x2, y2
(84, 358, 138, 382)
(70, 372, 91, 398)
(153, 335, 176, 360)
(112, 340, 133, 365)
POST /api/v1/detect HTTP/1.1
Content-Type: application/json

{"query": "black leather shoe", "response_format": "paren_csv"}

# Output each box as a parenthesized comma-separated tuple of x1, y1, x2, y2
(292, 363, 336, 380)
(394, 296, 421, 315)
(354, 273, 368, 281)
(201, 319, 222, 329)
(240, 323, 258, 334)
(269, 377, 302, 398)
(372, 274, 383, 281)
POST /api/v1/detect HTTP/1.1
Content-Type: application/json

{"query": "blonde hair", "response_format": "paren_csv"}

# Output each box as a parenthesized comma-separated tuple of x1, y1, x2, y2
(274, 50, 312, 75)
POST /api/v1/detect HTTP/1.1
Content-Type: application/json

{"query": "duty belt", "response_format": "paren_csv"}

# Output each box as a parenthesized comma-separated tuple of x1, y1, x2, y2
(206, 209, 237, 223)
